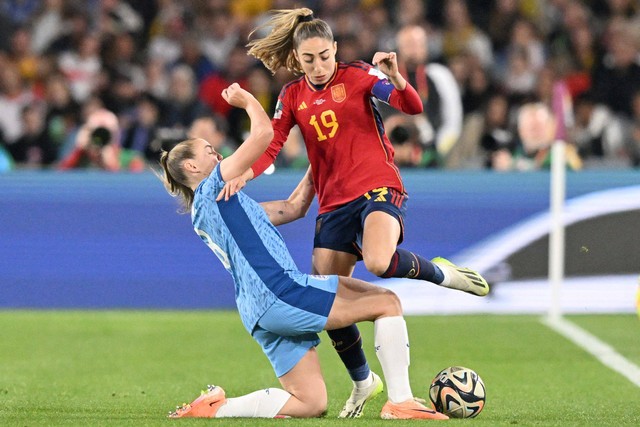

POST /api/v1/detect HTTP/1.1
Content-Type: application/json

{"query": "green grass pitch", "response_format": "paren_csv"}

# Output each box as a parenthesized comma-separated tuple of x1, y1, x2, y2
(1, 311, 639, 426)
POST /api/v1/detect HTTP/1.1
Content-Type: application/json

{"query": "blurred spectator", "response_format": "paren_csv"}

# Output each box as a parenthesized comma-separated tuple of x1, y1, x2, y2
(547, 0, 593, 62)
(563, 24, 598, 98)
(572, 92, 629, 167)
(30, 0, 65, 55)
(120, 93, 162, 165)
(591, 19, 640, 118)
(174, 34, 217, 84)
(187, 114, 234, 160)
(452, 54, 495, 115)
(100, 32, 145, 114)
(8, 26, 41, 85)
(503, 18, 546, 76)
(324, 2, 363, 42)
(441, 0, 493, 69)
(160, 64, 210, 129)
(514, 102, 582, 171)
(385, 114, 433, 168)
(147, 2, 187, 65)
(143, 59, 170, 100)
(46, 7, 91, 55)
(446, 56, 491, 169)
(0, 64, 34, 146)
(317, 0, 355, 29)
(197, 7, 239, 70)
(9, 103, 57, 167)
(58, 102, 122, 171)
(569, 23, 599, 74)
(392, 0, 428, 28)
(199, 45, 251, 121)
(488, 0, 522, 57)
(533, 64, 575, 144)
(393, 24, 463, 164)
(480, 93, 517, 170)
(504, 46, 537, 101)
(363, 4, 396, 53)
(247, 66, 277, 114)
(57, 33, 102, 102)
(97, 0, 144, 38)
(125, 0, 158, 47)
(227, 66, 277, 144)
(43, 73, 81, 158)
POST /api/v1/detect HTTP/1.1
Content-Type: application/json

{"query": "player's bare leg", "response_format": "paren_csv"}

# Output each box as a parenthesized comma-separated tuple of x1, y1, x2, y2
(169, 349, 326, 419)
(362, 211, 489, 296)
(277, 348, 328, 417)
(312, 249, 382, 417)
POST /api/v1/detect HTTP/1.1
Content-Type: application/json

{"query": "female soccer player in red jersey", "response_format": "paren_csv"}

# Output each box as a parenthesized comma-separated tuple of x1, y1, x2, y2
(220, 8, 489, 418)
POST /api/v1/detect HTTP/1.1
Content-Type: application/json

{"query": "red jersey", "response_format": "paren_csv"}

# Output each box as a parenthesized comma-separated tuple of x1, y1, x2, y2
(252, 61, 423, 214)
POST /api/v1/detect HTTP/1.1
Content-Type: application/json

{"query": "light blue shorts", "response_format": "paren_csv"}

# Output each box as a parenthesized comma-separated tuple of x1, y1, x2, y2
(252, 274, 339, 377)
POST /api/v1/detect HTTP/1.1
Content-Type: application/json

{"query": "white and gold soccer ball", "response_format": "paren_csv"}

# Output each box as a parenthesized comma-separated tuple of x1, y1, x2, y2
(429, 366, 486, 418)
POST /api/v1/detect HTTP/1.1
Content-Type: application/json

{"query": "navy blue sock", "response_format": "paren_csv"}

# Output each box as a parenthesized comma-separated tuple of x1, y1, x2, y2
(381, 247, 444, 283)
(327, 324, 370, 382)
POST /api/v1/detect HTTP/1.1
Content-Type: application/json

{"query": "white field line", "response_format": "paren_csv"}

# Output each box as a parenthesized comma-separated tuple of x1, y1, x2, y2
(542, 315, 640, 388)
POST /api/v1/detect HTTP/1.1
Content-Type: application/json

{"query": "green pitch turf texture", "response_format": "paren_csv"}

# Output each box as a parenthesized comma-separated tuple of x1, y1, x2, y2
(1, 311, 639, 426)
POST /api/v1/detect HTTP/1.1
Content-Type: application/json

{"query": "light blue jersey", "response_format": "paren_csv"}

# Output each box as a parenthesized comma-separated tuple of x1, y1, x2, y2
(191, 165, 333, 334)
(192, 165, 339, 376)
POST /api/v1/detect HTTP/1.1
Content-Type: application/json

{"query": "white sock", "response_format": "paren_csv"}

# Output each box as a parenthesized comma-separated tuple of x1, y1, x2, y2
(354, 371, 374, 389)
(215, 388, 291, 418)
(374, 316, 413, 403)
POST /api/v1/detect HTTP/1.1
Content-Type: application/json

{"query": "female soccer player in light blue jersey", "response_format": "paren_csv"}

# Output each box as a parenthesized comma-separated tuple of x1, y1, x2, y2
(159, 83, 447, 420)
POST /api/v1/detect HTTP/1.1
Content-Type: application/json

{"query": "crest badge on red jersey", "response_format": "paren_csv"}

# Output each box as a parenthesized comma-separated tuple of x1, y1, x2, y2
(331, 83, 346, 103)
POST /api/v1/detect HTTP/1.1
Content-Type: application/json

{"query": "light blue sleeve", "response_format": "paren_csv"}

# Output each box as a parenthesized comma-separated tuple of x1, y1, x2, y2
(199, 164, 224, 198)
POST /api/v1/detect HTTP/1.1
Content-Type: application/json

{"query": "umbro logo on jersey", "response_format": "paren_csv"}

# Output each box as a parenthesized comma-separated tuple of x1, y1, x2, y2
(297, 102, 307, 110)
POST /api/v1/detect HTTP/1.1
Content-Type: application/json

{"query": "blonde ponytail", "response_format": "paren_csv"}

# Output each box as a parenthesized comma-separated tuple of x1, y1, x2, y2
(247, 8, 333, 74)
(158, 139, 197, 212)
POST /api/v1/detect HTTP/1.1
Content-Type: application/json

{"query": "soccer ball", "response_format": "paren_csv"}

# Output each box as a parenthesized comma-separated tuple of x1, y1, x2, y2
(429, 366, 486, 418)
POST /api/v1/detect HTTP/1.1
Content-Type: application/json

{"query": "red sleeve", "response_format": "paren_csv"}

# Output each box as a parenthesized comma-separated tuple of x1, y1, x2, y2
(388, 83, 423, 115)
(250, 86, 296, 177)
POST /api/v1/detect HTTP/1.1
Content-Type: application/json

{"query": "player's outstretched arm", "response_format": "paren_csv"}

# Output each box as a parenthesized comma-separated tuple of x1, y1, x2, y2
(218, 83, 273, 182)
(260, 166, 315, 226)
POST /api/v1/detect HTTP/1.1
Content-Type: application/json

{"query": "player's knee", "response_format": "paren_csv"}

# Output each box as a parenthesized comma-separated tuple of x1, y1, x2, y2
(379, 288, 403, 317)
(363, 254, 392, 277)
(301, 395, 327, 417)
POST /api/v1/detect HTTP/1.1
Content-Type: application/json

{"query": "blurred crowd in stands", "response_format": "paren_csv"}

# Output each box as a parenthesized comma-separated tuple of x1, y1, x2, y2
(0, 0, 639, 173)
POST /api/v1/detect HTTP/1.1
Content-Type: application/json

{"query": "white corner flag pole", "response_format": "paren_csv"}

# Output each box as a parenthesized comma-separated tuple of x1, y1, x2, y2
(548, 140, 566, 321)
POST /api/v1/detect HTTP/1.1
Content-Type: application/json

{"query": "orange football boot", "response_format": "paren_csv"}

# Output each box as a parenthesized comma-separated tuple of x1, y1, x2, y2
(169, 385, 226, 418)
(380, 398, 449, 420)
